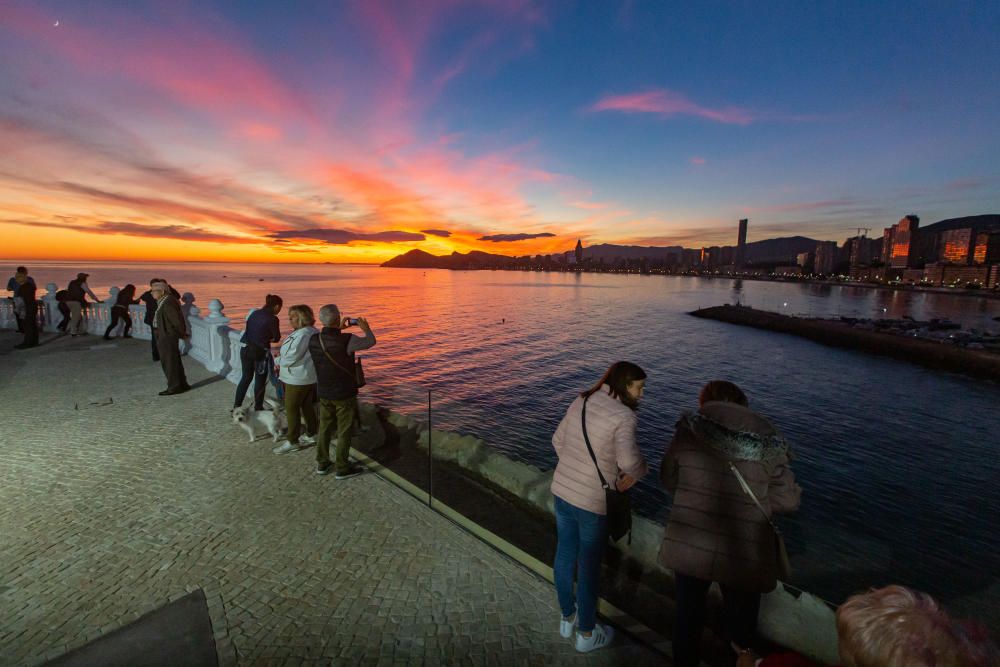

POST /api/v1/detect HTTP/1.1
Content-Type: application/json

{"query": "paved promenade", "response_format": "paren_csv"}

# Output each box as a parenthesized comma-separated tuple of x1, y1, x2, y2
(0, 330, 665, 666)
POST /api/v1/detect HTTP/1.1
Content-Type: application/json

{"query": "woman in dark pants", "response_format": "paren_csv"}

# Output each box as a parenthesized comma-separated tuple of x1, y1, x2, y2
(659, 381, 801, 667)
(104, 284, 139, 339)
(234, 294, 282, 410)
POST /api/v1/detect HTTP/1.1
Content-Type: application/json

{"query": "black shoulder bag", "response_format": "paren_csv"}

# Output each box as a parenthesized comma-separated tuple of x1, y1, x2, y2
(319, 332, 367, 388)
(581, 395, 633, 544)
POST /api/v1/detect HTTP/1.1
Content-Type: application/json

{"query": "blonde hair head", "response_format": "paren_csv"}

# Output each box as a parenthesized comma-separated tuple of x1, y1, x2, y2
(288, 304, 315, 327)
(837, 585, 998, 667)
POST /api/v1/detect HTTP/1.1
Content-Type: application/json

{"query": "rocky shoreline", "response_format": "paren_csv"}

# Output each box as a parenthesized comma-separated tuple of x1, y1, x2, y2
(692, 304, 1000, 381)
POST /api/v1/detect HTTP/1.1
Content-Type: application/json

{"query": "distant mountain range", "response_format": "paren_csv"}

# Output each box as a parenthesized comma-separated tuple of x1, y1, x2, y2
(380, 216, 1000, 269)
(381, 236, 821, 268)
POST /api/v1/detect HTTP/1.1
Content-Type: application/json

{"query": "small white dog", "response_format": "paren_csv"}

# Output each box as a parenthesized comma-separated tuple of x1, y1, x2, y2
(232, 399, 287, 443)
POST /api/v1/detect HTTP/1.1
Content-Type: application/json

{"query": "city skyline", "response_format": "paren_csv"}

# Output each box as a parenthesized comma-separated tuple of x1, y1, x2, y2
(2, 1, 999, 263)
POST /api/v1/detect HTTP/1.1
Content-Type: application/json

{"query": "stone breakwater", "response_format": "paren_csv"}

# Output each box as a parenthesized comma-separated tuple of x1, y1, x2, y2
(692, 304, 1000, 381)
(1, 290, 840, 664)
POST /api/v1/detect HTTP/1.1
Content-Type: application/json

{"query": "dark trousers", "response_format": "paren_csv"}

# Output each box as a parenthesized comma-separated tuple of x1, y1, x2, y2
(150, 328, 159, 361)
(317, 397, 357, 474)
(104, 307, 132, 338)
(284, 383, 317, 444)
(13, 310, 24, 333)
(57, 303, 70, 331)
(155, 332, 188, 392)
(20, 305, 38, 347)
(672, 573, 761, 667)
(234, 344, 268, 409)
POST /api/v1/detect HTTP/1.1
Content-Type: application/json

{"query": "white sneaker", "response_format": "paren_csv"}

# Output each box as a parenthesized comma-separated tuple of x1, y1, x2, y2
(559, 613, 576, 639)
(575, 623, 614, 653)
(272, 441, 302, 455)
(299, 434, 316, 445)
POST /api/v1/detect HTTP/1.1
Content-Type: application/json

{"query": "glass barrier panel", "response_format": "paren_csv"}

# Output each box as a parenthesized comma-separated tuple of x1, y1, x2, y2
(352, 381, 431, 503)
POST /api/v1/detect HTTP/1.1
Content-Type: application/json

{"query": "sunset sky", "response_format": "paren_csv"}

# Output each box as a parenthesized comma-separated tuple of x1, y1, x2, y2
(2, 1, 999, 263)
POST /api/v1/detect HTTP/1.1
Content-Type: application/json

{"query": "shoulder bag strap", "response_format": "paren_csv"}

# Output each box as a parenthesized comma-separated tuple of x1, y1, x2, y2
(581, 396, 611, 491)
(318, 332, 357, 380)
(728, 462, 781, 533)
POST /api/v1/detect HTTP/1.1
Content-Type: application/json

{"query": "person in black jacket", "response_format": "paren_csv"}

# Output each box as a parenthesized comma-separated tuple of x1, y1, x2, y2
(307, 304, 376, 479)
(104, 284, 139, 340)
(140, 278, 180, 361)
(13, 274, 38, 349)
(65, 272, 102, 336)
(234, 294, 282, 411)
(7, 266, 34, 334)
(55, 290, 71, 333)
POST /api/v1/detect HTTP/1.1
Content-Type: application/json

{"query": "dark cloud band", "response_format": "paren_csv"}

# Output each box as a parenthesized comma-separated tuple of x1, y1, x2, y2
(269, 228, 425, 244)
(478, 232, 555, 242)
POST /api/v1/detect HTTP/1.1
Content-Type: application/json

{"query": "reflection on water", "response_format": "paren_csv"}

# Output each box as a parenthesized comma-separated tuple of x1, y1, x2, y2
(14, 262, 1000, 620)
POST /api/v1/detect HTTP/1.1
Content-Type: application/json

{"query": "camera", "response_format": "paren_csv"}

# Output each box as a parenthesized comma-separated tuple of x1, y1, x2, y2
(346, 318, 360, 326)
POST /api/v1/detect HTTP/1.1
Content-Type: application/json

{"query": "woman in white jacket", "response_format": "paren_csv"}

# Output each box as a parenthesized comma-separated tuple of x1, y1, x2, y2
(550, 361, 649, 653)
(273, 305, 319, 454)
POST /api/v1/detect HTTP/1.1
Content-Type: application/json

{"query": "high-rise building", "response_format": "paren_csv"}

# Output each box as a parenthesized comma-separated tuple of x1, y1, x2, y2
(940, 228, 975, 264)
(881, 226, 895, 266)
(575, 239, 583, 264)
(735, 218, 748, 269)
(889, 215, 920, 269)
(973, 232, 1000, 265)
(814, 241, 838, 275)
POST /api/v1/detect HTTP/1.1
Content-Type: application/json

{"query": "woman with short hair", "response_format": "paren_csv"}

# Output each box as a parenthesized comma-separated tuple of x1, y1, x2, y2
(273, 305, 319, 454)
(550, 361, 649, 653)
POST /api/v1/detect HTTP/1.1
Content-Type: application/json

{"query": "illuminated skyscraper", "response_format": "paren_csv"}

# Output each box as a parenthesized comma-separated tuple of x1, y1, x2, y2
(735, 218, 748, 269)
(940, 228, 974, 264)
(889, 215, 920, 269)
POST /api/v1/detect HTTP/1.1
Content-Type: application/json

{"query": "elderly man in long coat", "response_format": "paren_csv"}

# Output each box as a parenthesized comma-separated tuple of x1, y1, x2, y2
(151, 281, 190, 395)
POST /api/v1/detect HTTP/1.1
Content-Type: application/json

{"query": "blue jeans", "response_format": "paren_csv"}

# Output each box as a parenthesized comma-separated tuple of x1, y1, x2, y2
(553, 495, 607, 633)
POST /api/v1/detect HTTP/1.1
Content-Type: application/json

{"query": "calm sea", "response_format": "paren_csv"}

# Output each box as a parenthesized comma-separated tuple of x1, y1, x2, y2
(11, 261, 1000, 624)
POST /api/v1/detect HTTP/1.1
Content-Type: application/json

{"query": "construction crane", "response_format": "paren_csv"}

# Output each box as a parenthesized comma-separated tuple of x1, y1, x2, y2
(848, 227, 871, 238)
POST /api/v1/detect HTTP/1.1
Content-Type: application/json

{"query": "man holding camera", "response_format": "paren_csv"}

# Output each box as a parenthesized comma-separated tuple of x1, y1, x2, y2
(308, 304, 376, 479)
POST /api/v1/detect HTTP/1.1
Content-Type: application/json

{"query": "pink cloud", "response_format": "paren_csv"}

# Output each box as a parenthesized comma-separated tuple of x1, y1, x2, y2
(590, 89, 756, 125)
(690, 156, 707, 165)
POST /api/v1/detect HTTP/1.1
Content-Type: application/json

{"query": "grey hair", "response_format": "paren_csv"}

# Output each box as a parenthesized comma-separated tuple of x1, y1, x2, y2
(318, 304, 340, 326)
(150, 281, 169, 291)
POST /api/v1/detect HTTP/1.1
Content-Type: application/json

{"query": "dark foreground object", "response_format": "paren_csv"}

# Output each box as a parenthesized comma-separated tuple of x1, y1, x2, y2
(44, 589, 219, 667)
(693, 304, 1000, 382)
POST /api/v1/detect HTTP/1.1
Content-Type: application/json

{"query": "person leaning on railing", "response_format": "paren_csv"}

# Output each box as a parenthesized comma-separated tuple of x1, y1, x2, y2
(234, 294, 282, 411)
(549, 361, 649, 654)
(659, 380, 801, 667)
(65, 272, 102, 337)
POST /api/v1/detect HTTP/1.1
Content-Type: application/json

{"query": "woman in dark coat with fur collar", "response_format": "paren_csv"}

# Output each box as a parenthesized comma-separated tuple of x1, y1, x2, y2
(660, 381, 801, 667)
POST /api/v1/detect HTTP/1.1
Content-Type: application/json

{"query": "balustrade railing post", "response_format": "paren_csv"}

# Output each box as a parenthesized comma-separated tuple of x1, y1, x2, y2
(42, 283, 59, 333)
(201, 299, 232, 375)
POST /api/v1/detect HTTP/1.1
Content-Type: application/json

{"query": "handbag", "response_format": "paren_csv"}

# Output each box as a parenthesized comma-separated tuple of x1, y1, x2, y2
(319, 333, 366, 389)
(581, 395, 632, 544)
(728, 462, 792, 581)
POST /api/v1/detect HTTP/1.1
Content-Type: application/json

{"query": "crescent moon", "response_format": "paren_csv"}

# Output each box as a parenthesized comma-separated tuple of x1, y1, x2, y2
(54, 20, 60, 27)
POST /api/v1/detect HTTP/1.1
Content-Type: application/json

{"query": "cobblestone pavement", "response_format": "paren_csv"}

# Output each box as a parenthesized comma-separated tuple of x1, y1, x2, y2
(0, 331, 667, 666)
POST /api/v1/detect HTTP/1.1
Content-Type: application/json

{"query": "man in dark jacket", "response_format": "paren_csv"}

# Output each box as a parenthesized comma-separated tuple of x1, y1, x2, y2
(13, 273, 38, 349)
(150, 281, 190, 395)
(307, 304, 376, 479)
(7, 266, 35, 333)
(140, 278, 180, 362)
(65, 272, 101, 336)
